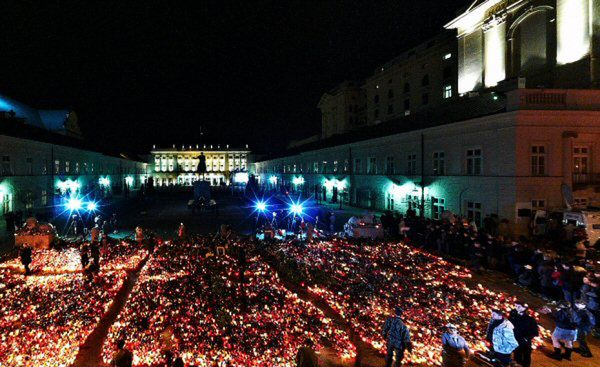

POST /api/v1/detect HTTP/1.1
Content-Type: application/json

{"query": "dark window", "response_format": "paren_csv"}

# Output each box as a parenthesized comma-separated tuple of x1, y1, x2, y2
(421, 74, 429, 86)
(443, 66, 452, 79)
(374, 109, 379, 118)
(388, 89, 394, 99)
(422, 93, 429, 105)
(374, 95, 380, 104)
(404, 99, 410, 111)
(387, 104, 394, 114)
(404, 83, 410, 93)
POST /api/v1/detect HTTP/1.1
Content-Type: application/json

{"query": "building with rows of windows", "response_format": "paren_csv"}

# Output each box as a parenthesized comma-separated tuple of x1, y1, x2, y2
(150, 145, 250, 187)
(254, 0, 600, 235)
(318, 32, 458, 139)
(0, 93, 147, 219)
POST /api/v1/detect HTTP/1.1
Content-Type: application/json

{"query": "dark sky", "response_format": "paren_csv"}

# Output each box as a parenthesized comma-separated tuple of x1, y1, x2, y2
(0, 0, 471, 154)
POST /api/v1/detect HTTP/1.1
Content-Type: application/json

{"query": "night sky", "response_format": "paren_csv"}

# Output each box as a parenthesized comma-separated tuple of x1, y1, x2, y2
(0, 0, 471, 154)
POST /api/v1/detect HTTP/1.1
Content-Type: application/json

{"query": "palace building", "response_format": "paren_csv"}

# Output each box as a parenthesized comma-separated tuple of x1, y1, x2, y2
(253, 0, 600, 236)
(150, 145, 251, 187)
(445, 0, 600, 93)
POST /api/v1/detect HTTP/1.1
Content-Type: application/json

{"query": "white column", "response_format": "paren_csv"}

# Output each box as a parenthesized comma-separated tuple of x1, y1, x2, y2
(557, 0, 591, 64)
(484, 21, 507, 87)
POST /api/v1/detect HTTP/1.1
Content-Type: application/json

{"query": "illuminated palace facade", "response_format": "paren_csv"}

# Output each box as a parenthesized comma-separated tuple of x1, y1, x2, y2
(0, 94, 147, 219)
(150, 145, 251, 187)
(254, 0, 600, 235)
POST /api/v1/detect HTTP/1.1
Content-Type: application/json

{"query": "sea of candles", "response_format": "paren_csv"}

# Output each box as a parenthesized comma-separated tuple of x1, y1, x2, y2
(0, 269, 126, 367)
(268, 239, 551, 366)
(0, 234, 553, 367)
(102, 241, 355, 366)
(0, 240, 147, 274)
(0, 240, 148, 367)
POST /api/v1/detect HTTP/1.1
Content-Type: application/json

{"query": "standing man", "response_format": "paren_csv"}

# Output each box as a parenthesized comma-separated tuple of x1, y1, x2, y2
(441, 324, 470, 367)
(508, 301, 539, 367)
(135, 226, 144, 246)
(549, 301, 579, 360)
(91, 224, 101, 244)
(19, 244, 33, 275)
(382, 307, 412, 367)
(486, 309, 519, 367)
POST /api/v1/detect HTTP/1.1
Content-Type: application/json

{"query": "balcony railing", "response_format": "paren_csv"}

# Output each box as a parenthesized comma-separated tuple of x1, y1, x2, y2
(573, 173, 600, 185)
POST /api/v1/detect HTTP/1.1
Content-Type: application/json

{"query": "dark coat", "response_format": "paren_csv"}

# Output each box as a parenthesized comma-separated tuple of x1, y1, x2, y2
(20, 247, 32, 265)
(575, 308, 596, 334)
(508, 310, 539, 344)
(382, 316, 411, 349)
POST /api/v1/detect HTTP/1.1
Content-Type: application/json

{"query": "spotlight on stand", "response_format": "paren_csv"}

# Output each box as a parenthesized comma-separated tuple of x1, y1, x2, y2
(255, 201, 267, 212)
(66, 197, 83, 211)
(290, 203, 304, 215)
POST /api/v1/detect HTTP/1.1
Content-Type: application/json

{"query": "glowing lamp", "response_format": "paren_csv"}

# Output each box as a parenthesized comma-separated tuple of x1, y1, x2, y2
(290, 203, 304, 215)
(292, 176, 305, 185)
(255, 201, 267, 212)
(233, 172, 249, 184)
(66, 197, 83, 211)
(324, 179, 335, 190)
(125, 176, 134, 186)
(99, 177, 111, 187)
(336, 180, 346, 190)
(269, 175, 278, 184)
(86, 202, 98, 211)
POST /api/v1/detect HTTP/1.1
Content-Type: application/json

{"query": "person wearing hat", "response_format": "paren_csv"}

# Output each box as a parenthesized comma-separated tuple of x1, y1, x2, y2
(441, 323, 470, 367)
(382, 307, 412, 367)
(574, 299, 595, 358)
(486, 309, 518, 367)
(509, 301, 539, 367)
(549, 301, 579, 360)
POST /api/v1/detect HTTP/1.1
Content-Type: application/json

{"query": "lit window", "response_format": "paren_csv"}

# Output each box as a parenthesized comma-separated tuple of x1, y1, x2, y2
(443, 53, 452, 60)
(443, 85, 453, 99)
(432, 197, 445, 219)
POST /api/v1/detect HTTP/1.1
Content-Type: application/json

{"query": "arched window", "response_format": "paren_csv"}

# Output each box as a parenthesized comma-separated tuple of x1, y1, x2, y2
(509, 7, 556, 77)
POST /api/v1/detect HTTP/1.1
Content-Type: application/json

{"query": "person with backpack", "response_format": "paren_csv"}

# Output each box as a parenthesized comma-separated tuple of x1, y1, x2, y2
(382, 307, 412, 367)
(486, 309, 519, 367)
(549, 301, 579, 360)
